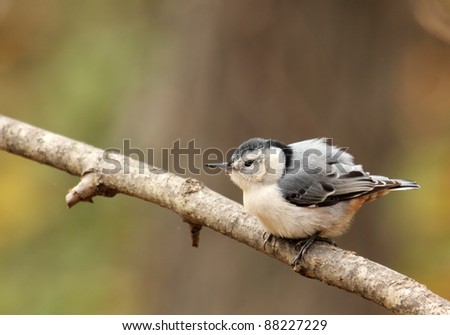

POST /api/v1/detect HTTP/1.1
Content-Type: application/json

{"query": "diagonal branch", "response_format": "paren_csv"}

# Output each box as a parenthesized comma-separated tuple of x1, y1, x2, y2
(1, 115, 449, 314)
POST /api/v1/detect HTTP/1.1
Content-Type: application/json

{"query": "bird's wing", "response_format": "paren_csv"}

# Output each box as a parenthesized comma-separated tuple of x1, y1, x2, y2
(279, 170, 378, 207)
(279, 138, 416, 207)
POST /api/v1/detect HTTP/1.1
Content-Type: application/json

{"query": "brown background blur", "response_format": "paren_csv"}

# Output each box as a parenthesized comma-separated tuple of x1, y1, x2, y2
(0, 0, 449, 314)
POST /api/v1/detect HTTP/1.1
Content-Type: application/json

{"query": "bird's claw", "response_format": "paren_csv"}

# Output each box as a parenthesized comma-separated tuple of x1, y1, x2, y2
(262, 231, 274, 251)
(292, 234, 336, 266)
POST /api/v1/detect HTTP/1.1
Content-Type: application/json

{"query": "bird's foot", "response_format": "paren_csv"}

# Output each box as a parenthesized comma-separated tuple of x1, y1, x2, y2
(262, 231, 274, 251)
(292, 234, 336, 265)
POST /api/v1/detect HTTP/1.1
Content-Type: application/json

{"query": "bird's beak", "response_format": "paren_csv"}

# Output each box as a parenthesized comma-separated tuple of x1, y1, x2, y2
(205, 162, 232, 173)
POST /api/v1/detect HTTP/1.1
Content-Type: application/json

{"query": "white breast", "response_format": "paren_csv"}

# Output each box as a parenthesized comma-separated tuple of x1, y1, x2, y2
(243, 184, 354, 239)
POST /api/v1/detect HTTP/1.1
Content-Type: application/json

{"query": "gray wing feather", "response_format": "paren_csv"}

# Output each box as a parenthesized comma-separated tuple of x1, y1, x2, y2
(279, 171, 375, 207)
(279, 138, 418, 207)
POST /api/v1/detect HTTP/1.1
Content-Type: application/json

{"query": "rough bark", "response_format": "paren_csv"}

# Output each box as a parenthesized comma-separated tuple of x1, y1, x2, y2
(1, 115, 449, 314)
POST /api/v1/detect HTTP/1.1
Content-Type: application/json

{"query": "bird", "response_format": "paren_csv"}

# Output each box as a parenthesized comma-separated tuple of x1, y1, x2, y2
(206, 137, 419, 264)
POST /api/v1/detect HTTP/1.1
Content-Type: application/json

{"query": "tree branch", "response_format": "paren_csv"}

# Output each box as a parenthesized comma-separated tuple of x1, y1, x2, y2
(1, 115, 449, 314)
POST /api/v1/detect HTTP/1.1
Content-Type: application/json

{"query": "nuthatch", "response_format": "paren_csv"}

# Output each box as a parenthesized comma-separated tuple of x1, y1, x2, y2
(207, 138, 419, 263)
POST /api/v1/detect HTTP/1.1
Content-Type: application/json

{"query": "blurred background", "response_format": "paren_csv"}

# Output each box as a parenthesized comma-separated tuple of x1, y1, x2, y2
(1, 0, 449, 314)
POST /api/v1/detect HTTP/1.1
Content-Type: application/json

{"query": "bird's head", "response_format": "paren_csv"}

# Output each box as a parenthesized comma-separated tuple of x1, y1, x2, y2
(206, 138, 292, 191)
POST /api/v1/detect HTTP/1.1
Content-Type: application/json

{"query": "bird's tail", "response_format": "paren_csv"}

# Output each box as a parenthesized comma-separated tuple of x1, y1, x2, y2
(358, 176, 420, 204)
(388, 179, 420, 191)
(370, 175, 420, 191)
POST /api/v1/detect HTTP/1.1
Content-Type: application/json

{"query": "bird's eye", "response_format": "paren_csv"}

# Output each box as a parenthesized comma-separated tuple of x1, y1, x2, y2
(244, 160, 254, 167)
